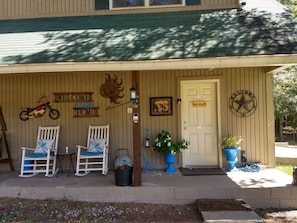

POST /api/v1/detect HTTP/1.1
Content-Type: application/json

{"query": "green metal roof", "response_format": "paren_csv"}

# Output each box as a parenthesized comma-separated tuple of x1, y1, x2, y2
(0, 0, 297, 65)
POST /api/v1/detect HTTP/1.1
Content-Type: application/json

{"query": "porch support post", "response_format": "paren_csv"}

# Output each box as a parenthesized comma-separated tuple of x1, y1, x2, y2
(132, 71, 142, 186)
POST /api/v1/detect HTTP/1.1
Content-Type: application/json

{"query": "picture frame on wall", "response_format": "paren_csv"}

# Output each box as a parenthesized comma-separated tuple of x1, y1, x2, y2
(150, 97, 173, 116)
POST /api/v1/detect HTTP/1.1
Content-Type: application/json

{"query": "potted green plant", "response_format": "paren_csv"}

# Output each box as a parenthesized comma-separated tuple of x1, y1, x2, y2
(154, 130, 189, 173)
(221, 135, 243, 148)
(221, 135, 243, 171)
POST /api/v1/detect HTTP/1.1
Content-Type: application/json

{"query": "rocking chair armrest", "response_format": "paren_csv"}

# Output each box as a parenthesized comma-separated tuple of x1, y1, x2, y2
(76, 145, 88, 150)
(47, 147, 57, 155)
(47, 147, 55, 151)
(101, 146, 108, 155)
(21, 147, 35, 151)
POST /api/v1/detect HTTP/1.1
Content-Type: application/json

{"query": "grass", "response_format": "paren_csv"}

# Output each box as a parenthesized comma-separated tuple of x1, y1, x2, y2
(276, 164, 294, 176)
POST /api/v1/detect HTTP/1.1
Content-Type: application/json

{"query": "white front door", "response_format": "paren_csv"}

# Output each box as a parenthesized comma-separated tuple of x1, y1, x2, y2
(181, 80, 219, 167)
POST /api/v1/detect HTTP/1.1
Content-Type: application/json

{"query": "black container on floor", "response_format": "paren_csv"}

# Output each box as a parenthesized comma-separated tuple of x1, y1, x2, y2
(114, 165, 133, 186)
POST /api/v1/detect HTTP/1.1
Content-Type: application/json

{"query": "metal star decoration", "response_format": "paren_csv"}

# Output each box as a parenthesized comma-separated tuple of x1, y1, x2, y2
(229, 90, 257, 117)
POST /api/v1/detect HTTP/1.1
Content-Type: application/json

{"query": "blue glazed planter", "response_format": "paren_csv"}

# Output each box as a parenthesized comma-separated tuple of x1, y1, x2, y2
(164, 153, 176, 173)
(224, 147, 240, 171)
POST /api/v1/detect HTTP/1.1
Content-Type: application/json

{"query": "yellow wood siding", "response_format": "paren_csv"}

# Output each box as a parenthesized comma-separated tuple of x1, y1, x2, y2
(0, 71, 133, 170)
(0, 0, 239, 20)
(222, 68, 273, 167)
(0, 68, 274, 171)
(139, 68, 274, 170)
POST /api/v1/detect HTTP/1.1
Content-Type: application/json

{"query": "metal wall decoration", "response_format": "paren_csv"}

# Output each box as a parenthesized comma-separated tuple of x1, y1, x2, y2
(54, 92, 93, 102)
(19, 96, 60, 121)
(53, 92, 98, 118)
(100, 74, 124, 104)
(229, 90, 257, 117)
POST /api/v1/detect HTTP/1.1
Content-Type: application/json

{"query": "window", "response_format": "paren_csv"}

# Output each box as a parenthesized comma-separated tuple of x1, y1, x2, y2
(111, 0, 184, 9)
(150, 0, 182, 6)
(113, 0, 144, 8)
(95, 0, 200, 10)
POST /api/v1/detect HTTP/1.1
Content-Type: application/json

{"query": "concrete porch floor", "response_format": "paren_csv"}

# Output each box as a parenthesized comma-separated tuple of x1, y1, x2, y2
(0, 168, 296, 209)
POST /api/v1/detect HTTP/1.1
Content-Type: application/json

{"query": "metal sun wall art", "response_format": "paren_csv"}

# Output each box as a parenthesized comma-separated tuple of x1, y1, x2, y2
(229, 90, 257, 117)
(100, 73, 124, 104)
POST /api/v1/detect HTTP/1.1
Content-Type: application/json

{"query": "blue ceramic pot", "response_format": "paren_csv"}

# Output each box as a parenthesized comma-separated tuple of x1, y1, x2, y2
(224, 147, 240, 171)
(164, 152, 176, 173)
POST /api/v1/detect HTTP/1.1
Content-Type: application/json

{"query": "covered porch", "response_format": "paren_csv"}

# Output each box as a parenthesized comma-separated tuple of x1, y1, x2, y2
(1, 0, 297, 188)
(0, 168, 296, 209)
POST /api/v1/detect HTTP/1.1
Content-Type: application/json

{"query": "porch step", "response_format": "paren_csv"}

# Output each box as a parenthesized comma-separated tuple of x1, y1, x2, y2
(197, 199, 263, 223)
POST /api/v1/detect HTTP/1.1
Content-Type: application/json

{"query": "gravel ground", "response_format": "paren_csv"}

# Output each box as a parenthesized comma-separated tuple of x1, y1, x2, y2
(0, 198, 202, 222)
(0, 197, 297, 222)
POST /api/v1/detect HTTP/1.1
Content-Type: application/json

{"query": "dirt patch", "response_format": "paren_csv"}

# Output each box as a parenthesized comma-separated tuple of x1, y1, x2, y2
(197, 199, 252, 212)
(1, 197, 297, 222)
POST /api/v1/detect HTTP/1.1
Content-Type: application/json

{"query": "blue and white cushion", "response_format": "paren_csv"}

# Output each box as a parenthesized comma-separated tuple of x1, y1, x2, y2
(34, 139, 55, 154)
(87, 138, 105, 153)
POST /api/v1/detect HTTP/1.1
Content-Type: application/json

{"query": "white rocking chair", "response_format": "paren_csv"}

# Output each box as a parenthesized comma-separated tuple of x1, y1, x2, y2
(75, 125, 109, 176)
(19, 125, 60, 177)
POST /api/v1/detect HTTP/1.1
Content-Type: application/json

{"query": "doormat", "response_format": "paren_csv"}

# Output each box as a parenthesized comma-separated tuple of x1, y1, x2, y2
(179, 167, 226, 176)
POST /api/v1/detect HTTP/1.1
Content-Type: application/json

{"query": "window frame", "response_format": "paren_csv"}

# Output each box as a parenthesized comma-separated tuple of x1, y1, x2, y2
(109, 0, 185, 10)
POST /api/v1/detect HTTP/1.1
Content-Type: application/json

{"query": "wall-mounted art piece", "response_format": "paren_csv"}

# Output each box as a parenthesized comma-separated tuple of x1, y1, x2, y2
(229, 90, 257, 117)
(53, 92, 99, 118)
(150, 97, 173, 116)
(100, 73, 124, 104)
(19, 96, 60, 121)
(53, 92, 93, 102)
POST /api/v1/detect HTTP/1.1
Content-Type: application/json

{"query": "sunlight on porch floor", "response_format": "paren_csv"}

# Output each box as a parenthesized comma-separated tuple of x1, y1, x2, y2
(227, 168, 293, 188)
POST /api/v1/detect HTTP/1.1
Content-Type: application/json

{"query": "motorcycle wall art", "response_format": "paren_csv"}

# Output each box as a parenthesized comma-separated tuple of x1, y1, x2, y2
(19, 96, 60, 121)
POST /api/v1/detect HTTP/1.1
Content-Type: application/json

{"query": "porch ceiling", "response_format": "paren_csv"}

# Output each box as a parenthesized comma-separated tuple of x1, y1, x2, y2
(0, 0, 297, 73)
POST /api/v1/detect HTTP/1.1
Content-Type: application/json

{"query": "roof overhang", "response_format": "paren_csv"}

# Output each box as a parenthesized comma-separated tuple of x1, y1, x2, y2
(1, 54, 296, 74)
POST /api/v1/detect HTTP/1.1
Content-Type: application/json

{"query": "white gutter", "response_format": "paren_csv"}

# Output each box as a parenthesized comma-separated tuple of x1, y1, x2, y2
(0, 54, 297, 74)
